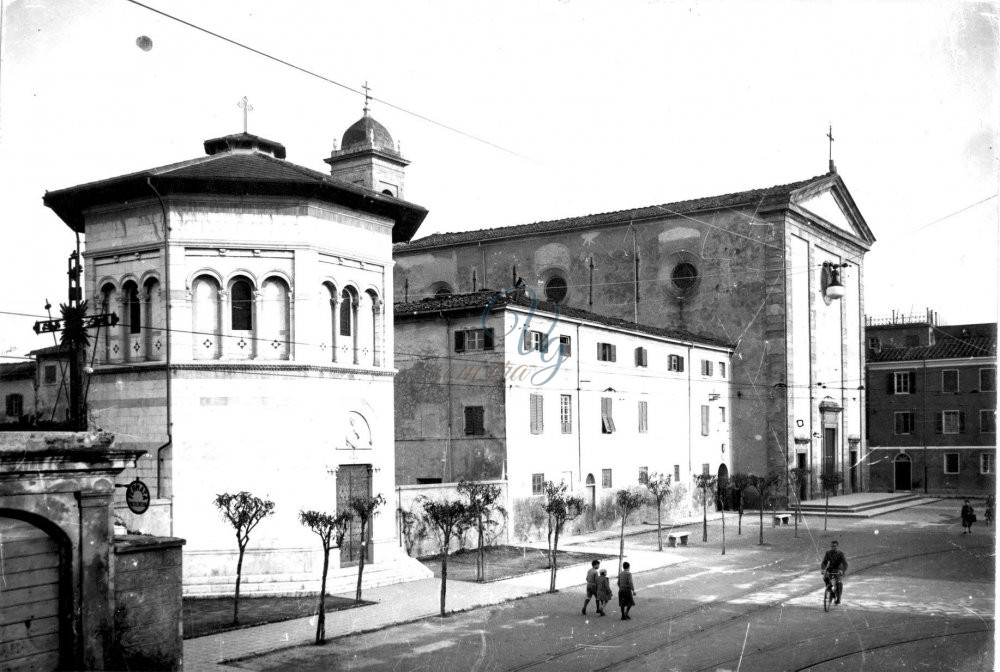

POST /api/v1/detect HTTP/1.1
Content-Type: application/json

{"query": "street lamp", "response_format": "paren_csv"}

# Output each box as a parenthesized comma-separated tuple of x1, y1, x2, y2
(822, 262, 848, 300)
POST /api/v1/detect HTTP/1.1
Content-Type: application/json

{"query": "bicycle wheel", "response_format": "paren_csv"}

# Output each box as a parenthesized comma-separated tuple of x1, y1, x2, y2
(823, 584, 832, 612)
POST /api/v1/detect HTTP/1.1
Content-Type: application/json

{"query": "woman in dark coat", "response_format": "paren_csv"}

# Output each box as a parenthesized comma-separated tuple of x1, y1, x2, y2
(596, 569, 613, 616)
(617, 562, 636, 620)
(961, 499, 976, 534)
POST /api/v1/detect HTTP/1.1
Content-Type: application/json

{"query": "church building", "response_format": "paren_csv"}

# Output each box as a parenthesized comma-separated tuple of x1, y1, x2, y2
(42, 104, 431, 594)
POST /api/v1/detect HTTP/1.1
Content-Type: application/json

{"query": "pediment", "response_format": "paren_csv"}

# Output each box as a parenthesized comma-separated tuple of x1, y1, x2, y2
(791, 177, 875, 246)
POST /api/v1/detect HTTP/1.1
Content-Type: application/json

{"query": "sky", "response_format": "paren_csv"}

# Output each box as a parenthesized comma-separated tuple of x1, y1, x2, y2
(0, 0, 997, 358)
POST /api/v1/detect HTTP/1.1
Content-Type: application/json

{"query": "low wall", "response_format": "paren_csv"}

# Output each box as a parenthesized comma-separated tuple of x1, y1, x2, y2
(396, 481, 510, 558)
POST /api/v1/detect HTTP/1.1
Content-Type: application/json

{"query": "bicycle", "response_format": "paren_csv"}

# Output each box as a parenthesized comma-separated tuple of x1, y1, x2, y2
(823, 571, 843, 612)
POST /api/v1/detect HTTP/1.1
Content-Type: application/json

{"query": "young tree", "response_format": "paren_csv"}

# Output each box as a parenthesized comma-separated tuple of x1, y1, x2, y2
(457, 480, 508, 582)
(693, 474, 718, 543)
(421, 498, 471, 616)
(730, 473, 751, 535)
(615, 488, 646, 574)
(543, 481, 585, 593)
(644, 472, 672, 551)
(349, 493, 387, 602)
(213, 491, 275, 625)
(788, 467, 812, 538)
(819, 471, 844, 531)
(299, 510, 351, 644)
(745, 472, 782, 545)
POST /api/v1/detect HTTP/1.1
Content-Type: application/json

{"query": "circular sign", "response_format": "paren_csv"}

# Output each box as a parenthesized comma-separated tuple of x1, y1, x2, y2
(125, 479, 150, 515)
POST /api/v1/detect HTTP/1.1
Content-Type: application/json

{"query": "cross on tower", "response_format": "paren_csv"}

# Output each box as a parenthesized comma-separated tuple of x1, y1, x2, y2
(362, 81, 371, 114)
(827, 124, 835, 172)
(238, 96, 254, 133)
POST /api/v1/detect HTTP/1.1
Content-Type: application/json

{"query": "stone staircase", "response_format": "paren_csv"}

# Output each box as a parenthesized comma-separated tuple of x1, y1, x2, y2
(796, 492, 936, 518)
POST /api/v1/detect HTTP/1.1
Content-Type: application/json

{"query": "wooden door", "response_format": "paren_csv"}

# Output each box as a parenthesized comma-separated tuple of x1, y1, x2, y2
(337, 465, 373, 566)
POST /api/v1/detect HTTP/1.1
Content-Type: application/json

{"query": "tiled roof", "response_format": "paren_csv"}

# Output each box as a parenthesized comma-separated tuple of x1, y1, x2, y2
(28, 344, 71, 358)
(0, 361, 35, 380)
(397, 172, 834, 251)
(868, 335, 997, 363)
(395, 289, 733, 349)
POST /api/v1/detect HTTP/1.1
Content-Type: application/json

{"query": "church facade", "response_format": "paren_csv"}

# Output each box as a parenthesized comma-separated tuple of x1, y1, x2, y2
(394, 171, 876, 501)
(43, 110, 431, 594)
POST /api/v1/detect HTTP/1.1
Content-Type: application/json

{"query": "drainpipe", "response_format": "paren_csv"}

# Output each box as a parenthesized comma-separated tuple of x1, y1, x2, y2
(687, 343, 693, 478)
(441, 312, 453, 482)
(148, 179, 173, 533)
(576, 322, 582, 483)
(922, 359, 928, 494)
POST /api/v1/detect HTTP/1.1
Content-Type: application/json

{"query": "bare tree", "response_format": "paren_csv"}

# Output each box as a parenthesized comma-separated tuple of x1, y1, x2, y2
(730, 472, 751, 535)
(349, 493, 386, 602)
(543, 481, 585, 593)
(457, 480, 508, 582)
(615, 488, 646, 574)
(213, 491, 275, 625)
(819, 471, 844, 532)
(746, 472, 782, 545)
(299, 510, 351, 644)
(644, 472, 671, 551)
(788, 467, 812, 538)
(421, 498, 471, 616)
(693, 474, 718, 543)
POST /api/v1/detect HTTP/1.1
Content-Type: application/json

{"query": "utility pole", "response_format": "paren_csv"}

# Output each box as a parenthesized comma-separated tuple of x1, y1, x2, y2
(33, 250, 118, 430)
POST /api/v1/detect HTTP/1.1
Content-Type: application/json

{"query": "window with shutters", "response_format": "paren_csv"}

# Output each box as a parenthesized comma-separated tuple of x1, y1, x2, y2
(638, 467, 648, 484)
(939, 410, 963, 435)
(602, 468, 613, 488)
(600, 397, 616, 433)
(943, 453, 959, 474)
(981, 367, 996, 392)
(942, 370, 959, 393)
(701, 405, 710, 435)
(43, 364, 57, 385)
(530, 394, 544, 434)
(638, 400, 648, 433)
(674, 465, 680, 483)
(981, 453, 995, 474)
(521, 329, 546, 352)
(668, 354, 685, 372)
(892, 371, 914, 394)
(560, 394, 572, 433)
(982, 410, 997, 434)
(532, 473, 545, 495)
(699, 360, 713, 376)
(5, 394, 23, 417)
(464, 406, 485, 436)
(455, 328, 494, 352)
(597, 342, 616, 362)
(558, 335, 572, 357)
(718, 362, 726, 378)
(634, 347, 648, 367)
(894, 412, 914, 435)
(719, 407, 726, 423)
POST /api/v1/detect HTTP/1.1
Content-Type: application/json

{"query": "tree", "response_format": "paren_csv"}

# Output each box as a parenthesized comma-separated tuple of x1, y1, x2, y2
(421, 498, 471, 616)
(819, 471, 844, 531)
(349, 493, 386, 602)
(693, 474, 718, 544)
(644, 473, 672, 551)
(457, 480, 508, 582)
(730, 473, 751, 536)
(615, 488, 646, 574)
(788, 467, 812, 538)
(543, 481, 585, 593)
(299, 510, 351, 644)
(213, 491, 275, 625)
(745, 472, 782, 545)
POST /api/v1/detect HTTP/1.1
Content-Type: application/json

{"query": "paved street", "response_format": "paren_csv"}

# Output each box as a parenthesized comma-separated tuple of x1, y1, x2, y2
(215, 500, 993, 671)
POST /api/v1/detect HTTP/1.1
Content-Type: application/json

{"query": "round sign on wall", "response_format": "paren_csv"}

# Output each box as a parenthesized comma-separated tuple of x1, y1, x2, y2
(125, 479, 150, 515)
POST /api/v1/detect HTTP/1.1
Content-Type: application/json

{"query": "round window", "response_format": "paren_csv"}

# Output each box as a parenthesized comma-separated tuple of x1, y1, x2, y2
(671, 262, 699, 290)
(545, 276, 568, 303)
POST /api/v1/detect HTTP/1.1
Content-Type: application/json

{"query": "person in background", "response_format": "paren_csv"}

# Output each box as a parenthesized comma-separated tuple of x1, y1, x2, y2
(961, 499, 976, 534)
(596, 569, 612, 617)
(582, 559, 601, 615)
(617, 561, 636, 620)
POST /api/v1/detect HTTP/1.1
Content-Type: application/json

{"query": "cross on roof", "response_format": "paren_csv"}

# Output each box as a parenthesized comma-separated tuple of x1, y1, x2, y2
(238, 96, 253, 133)
(362, 81, 371, 114)
(827, 124, 835, 162)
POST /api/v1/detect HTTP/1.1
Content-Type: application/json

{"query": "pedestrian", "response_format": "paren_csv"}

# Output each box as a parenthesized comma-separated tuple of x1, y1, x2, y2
(596, 569, 612, 616)
(961, 499, 976, 534)
(582, 559, 600, 615)
(985, 494, 995, 526)
(617, 561, 636, 620)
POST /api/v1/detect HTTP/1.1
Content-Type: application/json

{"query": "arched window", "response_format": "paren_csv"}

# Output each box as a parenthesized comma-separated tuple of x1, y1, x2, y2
(231, 279, 254, 332)
(340, 288, 354, 337)
(99, 283, 115, 363)
(545, 276, 568, 303)
(322, 283, 337, 362)
(366, 289, 381, 367)
(259, 277, 290, 360)
(121, 281, 142, 361)
(192, 276, 221, 360)
(144, 277, 164, 361)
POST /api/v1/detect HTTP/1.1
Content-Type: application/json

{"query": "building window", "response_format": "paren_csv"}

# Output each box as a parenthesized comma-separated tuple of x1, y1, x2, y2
(464, 406, 485, 436)
(558, 335, 572, 357)
(942, 370, 959, 393)
(701, 360, 714, 376)
(545, 276, 568, 303)
(560, 394, 572, 434)
(193, 275, 222, 360)
(894, 412, 914, 435)
(340, 288, 354, 337)
(455, 328, 493, 352)
(5, 394, 23, 417)
(674, 465, 681, 483)
(981, 367, 997, 392)
(522, 330, 547, 352)
(532, 473, 545, 495)
(868, 336, 881, 350)
(981, 453, 995, 474)
(672, 262, 698, 290)
(982, 410, 997, 434)
(718, 362, 726, 378)
(231, 279, 254, 331)
(638, 467, 648, 484)
(416, 477, 443, 484)
(602, 469, 612, 488)
(123, 282, 141, 335)
(938, 410, 964, 435)
(638, 400, 648, 433)
(634, 347, 648, 367)
(530, 394, 544, 434)
(719, 407, 726, 423)
(892, 371, 914, 394)
(43, 364, 57, 384)
(905, 334, 920, 347)
(668, 354, 685, 372)
(944, 453, 959, 474)
(701, 405, 710, 436)
(702, 463, 710, 475)
(601, 397, 616, 434)
(597, 343, 616, 362)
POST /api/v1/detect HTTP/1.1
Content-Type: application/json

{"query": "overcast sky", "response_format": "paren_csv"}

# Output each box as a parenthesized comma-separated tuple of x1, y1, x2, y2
(1, 0, 996, 357)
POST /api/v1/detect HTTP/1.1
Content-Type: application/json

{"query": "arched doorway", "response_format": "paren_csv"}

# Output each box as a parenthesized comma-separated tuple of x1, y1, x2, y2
(585, 474, 596, 528)
(716, 464, 730, 511)
(894, 453, 912, 492)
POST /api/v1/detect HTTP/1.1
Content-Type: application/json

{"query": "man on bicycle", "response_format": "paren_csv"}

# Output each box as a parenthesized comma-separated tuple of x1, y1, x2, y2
(820, 540, 848, 604)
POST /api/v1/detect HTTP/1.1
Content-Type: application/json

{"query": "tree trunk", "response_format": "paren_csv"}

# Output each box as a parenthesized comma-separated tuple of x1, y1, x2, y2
(356, 520, 367, 602)
(824, 491, 830, 531)
(656, 502, 663, 552)
(794, 489, 801, 538)
(439, 538, 449, 617)
(758, 505, 764, 545)
(738, 494, 743, 536)
(316, 544, 330, 644)
(547, 515, 555, 569)
(234, 543, 245, 625)
(702, 495, 708, 542)
(549, 525, 560, 593)
(721, 506, 726, 555)
(618, 515, 626, 575)
(477, 518, 485, 582)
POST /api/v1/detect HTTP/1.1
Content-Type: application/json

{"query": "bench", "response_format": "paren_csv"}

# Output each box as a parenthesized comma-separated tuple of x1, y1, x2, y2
(772, 513, 791, 526)
(667, 532, 689, 547)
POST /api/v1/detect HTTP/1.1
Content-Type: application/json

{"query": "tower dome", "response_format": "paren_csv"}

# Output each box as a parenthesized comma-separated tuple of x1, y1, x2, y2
(341, 112, 396, 153)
